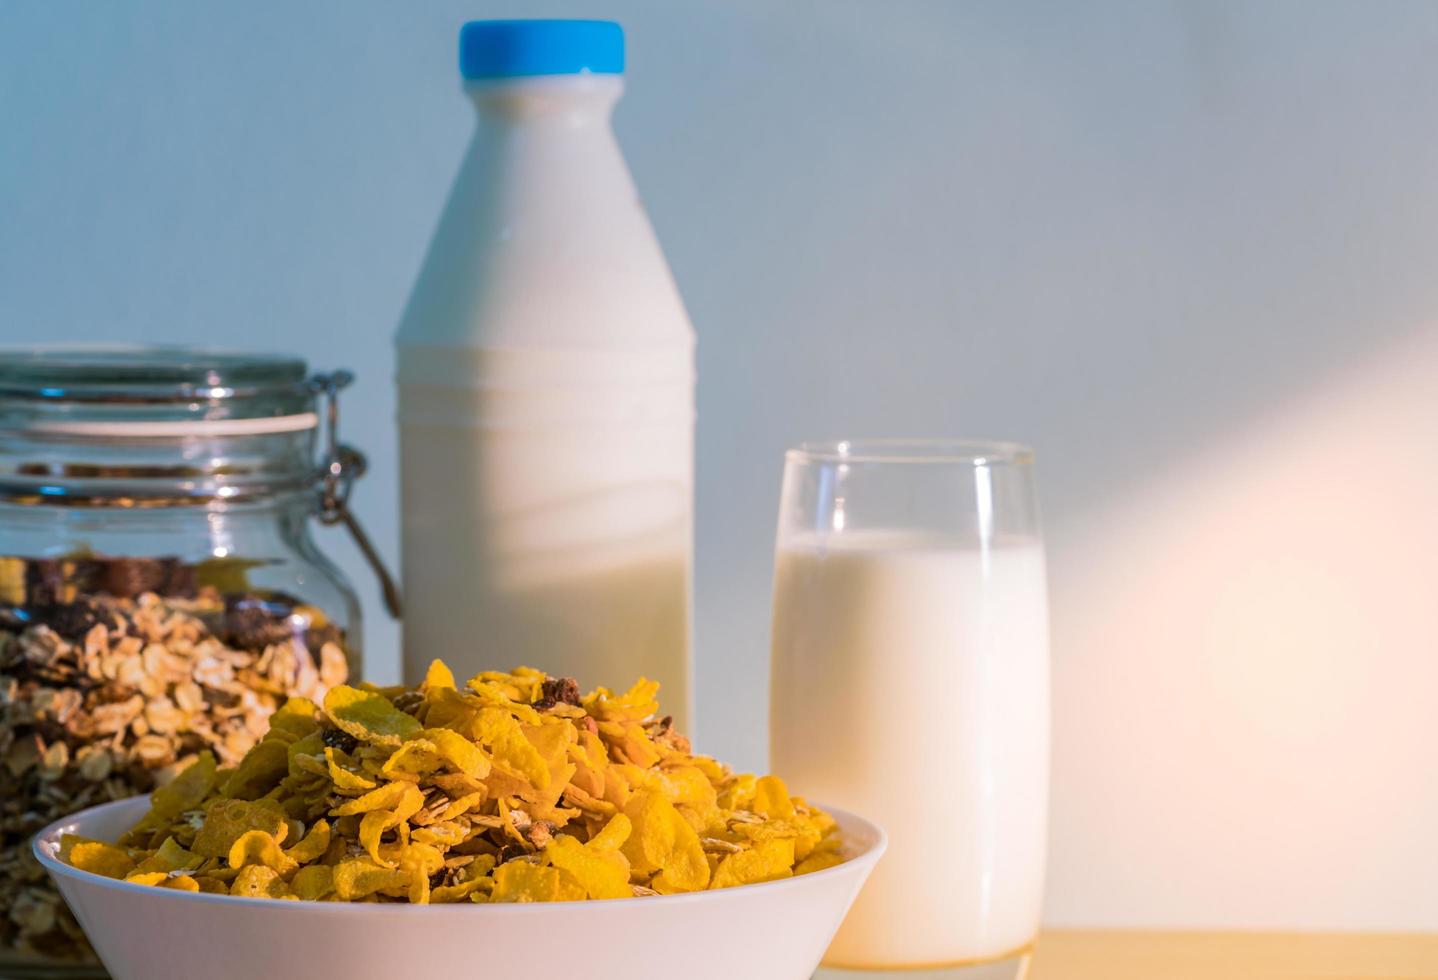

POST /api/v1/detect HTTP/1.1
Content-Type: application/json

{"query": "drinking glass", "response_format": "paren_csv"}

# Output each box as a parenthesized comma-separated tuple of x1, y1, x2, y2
(770, 440, 1048, 980)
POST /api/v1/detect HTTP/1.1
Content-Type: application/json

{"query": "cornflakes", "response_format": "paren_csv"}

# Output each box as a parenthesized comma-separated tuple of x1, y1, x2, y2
(64, 662, 843, 903)
(60, 838, 134, 880)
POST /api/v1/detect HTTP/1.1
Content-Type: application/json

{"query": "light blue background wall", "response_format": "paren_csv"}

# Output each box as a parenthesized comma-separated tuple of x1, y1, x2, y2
(4, 1, 1438, 929)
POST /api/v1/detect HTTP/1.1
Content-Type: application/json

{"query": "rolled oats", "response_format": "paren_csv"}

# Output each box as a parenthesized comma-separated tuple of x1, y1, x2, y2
(0, 586, 349, 965)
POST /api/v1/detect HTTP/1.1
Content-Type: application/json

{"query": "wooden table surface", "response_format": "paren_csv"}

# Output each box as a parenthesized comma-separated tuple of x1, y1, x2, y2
(1028, 930, 1438, 979)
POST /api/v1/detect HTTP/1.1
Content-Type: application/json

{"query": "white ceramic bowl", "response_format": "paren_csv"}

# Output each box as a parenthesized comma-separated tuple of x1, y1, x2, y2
(35, 795, 885, 980)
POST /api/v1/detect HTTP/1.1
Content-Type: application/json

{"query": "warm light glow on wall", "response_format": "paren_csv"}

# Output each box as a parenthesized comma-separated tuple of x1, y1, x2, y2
(1045, 326, 1438, 930)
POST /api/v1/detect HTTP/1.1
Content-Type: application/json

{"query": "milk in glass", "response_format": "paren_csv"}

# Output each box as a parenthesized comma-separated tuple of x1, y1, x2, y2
(771, 531, 1049, 969)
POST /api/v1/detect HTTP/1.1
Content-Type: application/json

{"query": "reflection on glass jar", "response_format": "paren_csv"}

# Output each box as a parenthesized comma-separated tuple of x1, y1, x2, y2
(0, 347, 391, 975)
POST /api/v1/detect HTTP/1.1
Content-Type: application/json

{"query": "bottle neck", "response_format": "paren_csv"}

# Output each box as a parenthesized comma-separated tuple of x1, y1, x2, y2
(464, 73, 623, 126)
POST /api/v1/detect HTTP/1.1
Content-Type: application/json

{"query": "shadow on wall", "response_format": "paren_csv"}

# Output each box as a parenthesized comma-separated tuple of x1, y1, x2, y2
(658, 0, 1438, 528)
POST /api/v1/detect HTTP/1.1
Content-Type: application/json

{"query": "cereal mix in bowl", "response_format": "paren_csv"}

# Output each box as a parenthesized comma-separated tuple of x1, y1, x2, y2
(60, 661, 841, 903)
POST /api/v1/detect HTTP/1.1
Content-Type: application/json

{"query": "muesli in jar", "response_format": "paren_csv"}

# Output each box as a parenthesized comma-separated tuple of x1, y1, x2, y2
(0, 348, 397, 972)
(0, 556, 349, 964)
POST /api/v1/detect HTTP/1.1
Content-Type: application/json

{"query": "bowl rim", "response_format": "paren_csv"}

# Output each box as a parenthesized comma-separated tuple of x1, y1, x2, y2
(33, 794, 887, 913)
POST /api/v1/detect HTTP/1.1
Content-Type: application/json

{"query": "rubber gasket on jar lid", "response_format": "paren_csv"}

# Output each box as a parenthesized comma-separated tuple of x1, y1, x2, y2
(18, 414, 320, 437)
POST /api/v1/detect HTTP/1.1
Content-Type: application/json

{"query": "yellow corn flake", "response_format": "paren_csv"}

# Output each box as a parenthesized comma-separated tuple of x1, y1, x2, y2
(57, 834, 92, 864)
(608, 726, 661, 769)
(329, 780, 410, 817)
(427, 728, 490, 778)
(653, 766, 723, 835)
(77, 659, 841, 905)
(622, 788, 710, 894)
(284, 820, 331, 864)
(410, 822, 466, 848)
(751, 775, 796, 820)
(795, 849, 844, 876)
(467, 669, 545, 707)
(332, 856, 408, 901)
(431, 877, 489, 903)
(798, 799, 837, 834)
(436, 790, 484, 822)
(284, 731, 326, 777)
(391, 783, 426, 822)
(523, 722, 575, 767)
(266, 697, 322, 743)
(290, 864, 334, 901)
(118, 872, 202, 892)
(475, 709, 550, 789)
(545, 826, 631, 900)
(358, 811, 392, 866)
(562, 783, 615, 818)
(228, 830, 297, 874)
(63, 837, 135, 880)
(399, 842, 445, 904)
(653, 765, 719, 810)
(584, 678, 660, 723)
(733, 814, 817, 842)
(418, 686, 476, 733)
(717, 772, 757, 812)
(380, 738, 442, 781)
(490, 861, 584, 903)
(353, 783, 426, 866)
(231, 865, 296, 901)
(589, 812, 632, 851)
(123, 871, 171, 887)
(422, 659, 456, 691)
(221, 739, 290, 800)
(289, 751, 330, 781)
(711, 838, 796, 889)
(688, 755, 726, 782)
(191, 798, 288, 858)
(324, 684, 422, 747)
(131, 836, 197, 875)
(621, 789, 674, 875)
(147, 751, 218, 822)
(325, 746, 376, 791)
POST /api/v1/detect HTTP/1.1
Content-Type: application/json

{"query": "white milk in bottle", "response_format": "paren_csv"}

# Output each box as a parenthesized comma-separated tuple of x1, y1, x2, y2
(396, 20, 694, 727)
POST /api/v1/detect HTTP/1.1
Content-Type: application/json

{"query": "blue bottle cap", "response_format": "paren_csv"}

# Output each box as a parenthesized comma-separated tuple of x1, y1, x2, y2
(459, 20, 625, 81)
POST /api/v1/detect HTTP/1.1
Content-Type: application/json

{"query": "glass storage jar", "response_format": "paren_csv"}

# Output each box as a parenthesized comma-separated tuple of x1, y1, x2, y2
(0, 347, 394, 976)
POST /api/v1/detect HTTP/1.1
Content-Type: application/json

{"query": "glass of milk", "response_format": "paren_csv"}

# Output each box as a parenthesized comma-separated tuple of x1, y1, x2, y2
(770, 440, 1048, 979)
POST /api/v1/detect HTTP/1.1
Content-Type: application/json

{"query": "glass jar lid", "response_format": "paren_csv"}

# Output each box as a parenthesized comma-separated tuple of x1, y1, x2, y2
(0, 345, 403, 616)
(0, 346, 327, 501)
(0, 345, 315, 424)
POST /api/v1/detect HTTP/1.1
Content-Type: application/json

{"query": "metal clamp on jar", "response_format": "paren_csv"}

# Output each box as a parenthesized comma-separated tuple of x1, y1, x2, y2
(0, 346, 397, 973)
